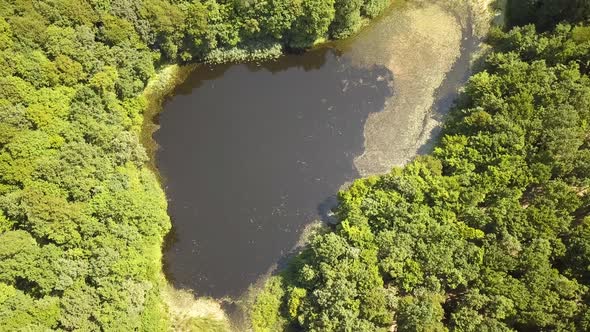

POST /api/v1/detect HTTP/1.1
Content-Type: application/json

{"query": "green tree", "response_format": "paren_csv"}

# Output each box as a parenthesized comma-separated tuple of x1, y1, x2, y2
(330, 0, 363, 39)
(287, 0, 335, 48)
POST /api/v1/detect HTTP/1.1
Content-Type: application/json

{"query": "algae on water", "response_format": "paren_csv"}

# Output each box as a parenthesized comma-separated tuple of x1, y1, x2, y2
(349, 0, 495, 175)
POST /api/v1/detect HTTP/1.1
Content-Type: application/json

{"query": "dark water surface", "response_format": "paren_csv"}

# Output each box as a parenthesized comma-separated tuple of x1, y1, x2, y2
(156, 48, 394, 297)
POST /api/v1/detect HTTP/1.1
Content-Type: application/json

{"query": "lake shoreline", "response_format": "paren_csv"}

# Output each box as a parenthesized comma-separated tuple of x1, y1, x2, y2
(138, 64, 234, 330)
(140, 1, 503, 330)
(140, 64, 198, 174)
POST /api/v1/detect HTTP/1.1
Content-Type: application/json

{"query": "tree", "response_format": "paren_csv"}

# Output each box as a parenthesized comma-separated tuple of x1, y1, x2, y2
(287, 0, 335, 48)
(330, 0, 363, 39)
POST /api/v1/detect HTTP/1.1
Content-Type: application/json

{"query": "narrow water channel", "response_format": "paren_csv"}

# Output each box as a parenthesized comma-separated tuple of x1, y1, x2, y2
(156, 1, 480, 298)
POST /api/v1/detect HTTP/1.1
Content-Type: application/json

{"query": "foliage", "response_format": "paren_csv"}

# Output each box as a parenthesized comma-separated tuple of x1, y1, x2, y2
(250, 276, 288, 332)
(331, 0, 363, 39)
(362, 0, 391, 19)
(0, 0, 171, 327)
(329, 0, 389, 38)
(254, 22, 590, 331)
(203, 43, 283, 65)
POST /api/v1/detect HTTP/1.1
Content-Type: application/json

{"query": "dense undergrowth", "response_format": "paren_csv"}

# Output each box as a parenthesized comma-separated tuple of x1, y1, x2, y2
(0, 0, 391, 330)
(250, 3, 590, 332)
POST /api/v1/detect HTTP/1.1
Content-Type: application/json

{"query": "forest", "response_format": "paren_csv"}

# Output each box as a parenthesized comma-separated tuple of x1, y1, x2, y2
(0, 0, 390, 330)
(250, 2, 590, 331)
(1, 0, 590, 331)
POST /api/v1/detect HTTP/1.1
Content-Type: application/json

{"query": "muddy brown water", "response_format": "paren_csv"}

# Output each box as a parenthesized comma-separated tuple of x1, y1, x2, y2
(156, 1, 480, 298)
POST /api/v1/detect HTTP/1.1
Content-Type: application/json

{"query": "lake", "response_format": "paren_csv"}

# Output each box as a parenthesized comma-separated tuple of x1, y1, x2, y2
(155, 0, 479, 298)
